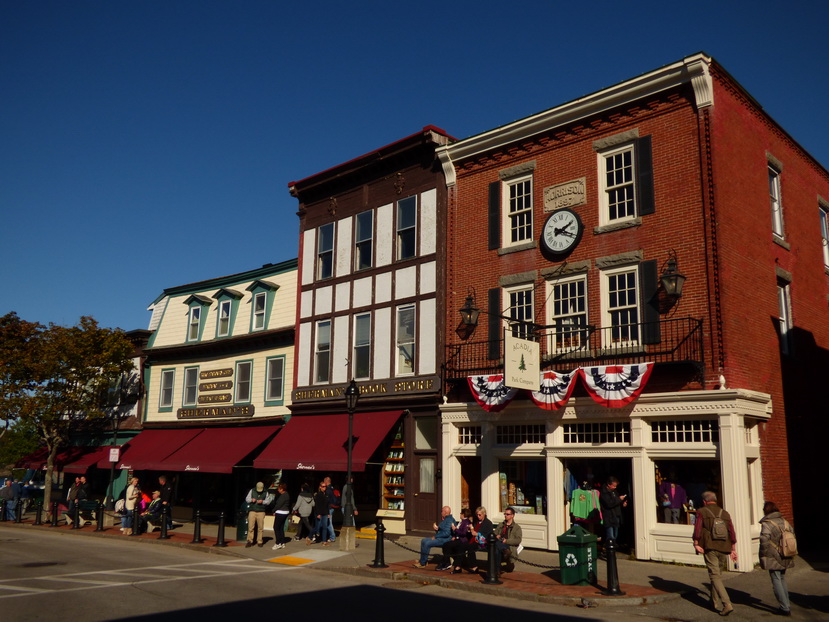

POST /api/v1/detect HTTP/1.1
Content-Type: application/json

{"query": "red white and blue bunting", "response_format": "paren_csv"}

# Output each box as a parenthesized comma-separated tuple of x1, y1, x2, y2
(467, 363, 653, 412)
(467, 375, 519, 412)
(529, 371, 577, 411)
(579, 363, 654, 408)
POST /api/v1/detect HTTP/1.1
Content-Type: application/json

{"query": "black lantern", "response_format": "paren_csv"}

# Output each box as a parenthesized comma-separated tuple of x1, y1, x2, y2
(345, 379, 360, 413)
(459, 293, 481, 327)
(660, 255, 686, 299)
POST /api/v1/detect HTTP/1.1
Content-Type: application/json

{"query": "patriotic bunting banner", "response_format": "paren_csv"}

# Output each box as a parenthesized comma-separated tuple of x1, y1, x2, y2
(467, 375, 519, 412)
(579, 363, 654, 408)
(529, 371, 577, 411)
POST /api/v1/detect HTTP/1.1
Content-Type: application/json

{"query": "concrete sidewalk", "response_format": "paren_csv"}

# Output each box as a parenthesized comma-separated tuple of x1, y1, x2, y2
(2, 512, 826, 612)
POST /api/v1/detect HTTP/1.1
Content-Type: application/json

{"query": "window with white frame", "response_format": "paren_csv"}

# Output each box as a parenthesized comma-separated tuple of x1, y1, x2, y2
(769, 166, 784, 238)
(187, 306, 202, 342)
(506, 284, 534, 340)
(503, 175, 533, 245)
(458, 425, 482, 445)
(397, 196, 417, 260)
(353, 313, 371, 380)
(183, 367, 198, 406)
(603, 266, 640, 345)
(563, 422, 630, 444)
(317, 222, 334, 280)
(355, 210, 373, 271)
(820, 204, 829, 267)
(600, 143, 636, 223)
(396, 304, 416, 375)
(315, 320, 331, 383)
(777, 279, 792, 355)
(651, 420, 718, 443)
(235, 361, 252, 403)
(265, 357, 284, 403)
(159, 369, 175, 410)
(496, 424, 545, 445)
(549, 275, 588, 352)
(252, 292, 266, 331)
(217, 300, 231, 337)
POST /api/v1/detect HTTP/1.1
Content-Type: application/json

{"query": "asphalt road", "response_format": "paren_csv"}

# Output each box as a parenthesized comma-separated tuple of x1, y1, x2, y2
(1, 529, 826, 622)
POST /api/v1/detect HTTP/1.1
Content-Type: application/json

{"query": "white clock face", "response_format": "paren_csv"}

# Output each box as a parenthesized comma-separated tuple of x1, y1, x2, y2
(541, 209, 582, 254)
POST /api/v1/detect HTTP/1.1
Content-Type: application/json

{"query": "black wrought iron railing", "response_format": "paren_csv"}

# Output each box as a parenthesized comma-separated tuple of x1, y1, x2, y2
(444, 317, 704, 380)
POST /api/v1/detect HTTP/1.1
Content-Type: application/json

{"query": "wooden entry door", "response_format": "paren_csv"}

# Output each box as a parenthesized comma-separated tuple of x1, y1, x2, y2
(409, 454, 437, 530)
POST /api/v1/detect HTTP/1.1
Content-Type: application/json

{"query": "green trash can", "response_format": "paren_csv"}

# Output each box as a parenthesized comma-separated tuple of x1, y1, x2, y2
(557, 524, 598, 585)
(236, 503, 249, 542)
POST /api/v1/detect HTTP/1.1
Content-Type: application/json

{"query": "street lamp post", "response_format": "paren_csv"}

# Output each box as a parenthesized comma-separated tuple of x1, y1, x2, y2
(343, 379, 360, 529)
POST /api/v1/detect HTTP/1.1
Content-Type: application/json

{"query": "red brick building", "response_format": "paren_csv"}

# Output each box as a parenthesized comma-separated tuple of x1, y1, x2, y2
(436, 53, 828, 566)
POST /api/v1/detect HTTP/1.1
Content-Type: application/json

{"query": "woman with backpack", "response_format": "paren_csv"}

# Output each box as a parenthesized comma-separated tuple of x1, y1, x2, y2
(759, 501, 796, 617)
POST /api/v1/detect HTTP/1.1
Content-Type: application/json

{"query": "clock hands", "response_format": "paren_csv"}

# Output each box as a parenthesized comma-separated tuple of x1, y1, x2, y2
(553, 224, 577, 238)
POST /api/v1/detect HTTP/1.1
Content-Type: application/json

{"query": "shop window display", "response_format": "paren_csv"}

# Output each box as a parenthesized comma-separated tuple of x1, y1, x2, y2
(654, 460, 721, 525)
(498, 460, 546, 514)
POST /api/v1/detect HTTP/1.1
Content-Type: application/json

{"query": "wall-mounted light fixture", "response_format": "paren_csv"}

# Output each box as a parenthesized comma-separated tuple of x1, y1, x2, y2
(458, 290, 481, 328)
(659, 250, 686, 300)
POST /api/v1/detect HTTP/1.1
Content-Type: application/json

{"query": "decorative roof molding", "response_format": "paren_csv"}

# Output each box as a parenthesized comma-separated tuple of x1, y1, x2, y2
(212, 288, 244, 300)
(183, 294, 212, 306)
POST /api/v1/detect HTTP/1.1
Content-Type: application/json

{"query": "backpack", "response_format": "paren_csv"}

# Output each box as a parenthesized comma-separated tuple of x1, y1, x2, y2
(331, 488, 341, 509)
(776, 520, 798, 557)
(708, 507, 728, 541)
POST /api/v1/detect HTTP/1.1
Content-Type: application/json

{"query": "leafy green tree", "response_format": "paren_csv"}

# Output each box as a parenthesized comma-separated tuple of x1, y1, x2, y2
(0, 313, 43, 441)
(0, 313, 134, 512)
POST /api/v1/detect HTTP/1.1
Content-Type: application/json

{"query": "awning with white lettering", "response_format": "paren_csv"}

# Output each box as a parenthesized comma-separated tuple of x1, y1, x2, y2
(253, 411, 402, 472)
(159, 425, 280, 474)
(112, 429, 204, 471)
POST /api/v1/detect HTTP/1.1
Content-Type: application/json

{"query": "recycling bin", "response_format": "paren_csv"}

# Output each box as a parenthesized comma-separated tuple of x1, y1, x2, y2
(557, 524, 598, 585)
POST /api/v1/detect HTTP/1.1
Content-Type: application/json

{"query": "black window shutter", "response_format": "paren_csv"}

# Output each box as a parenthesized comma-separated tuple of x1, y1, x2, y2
(488, 288, 501, 360)
(640, 259, 661, 344)
(637, 136, 655, 216)
(488, 181, 501, 250)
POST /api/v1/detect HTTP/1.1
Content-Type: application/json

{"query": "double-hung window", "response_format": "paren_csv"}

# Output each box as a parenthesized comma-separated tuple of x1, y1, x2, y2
(183, 367, 198, 406)
(355, 210, 373, 270)
(315, 320, 331, 383)
(396, 304, 416, 375)
(603, 266, 640, 346)
(397, 196, 417, 260)
(252, 292, 266, 330)
(777, 280, 792, 355)
(602, 145, 636, 222)
(217, 300, 231, 337)
(504, 175, 533, 245)
(549, 276, 588, 352)
(187, 306, 201, 342)
(317, 222, 334, 280)
(819, 204, 829, 267)
(235, 361, 252, 403)
(265, 357, 284, 403)
(353, 313, 371, 380)
(159, 369, 175, 410)
(769, 166, 784, 238)
(597, 135, 654, 226)
(506, 285, 534, 340)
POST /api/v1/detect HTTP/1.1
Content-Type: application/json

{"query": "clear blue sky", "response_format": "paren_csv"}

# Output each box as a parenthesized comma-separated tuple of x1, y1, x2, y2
(3, 1, 827, 331)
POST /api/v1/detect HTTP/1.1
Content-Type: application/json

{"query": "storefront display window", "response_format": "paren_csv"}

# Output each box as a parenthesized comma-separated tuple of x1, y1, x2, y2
(498, 460, 546, 514)
(654, 459, 721, 525)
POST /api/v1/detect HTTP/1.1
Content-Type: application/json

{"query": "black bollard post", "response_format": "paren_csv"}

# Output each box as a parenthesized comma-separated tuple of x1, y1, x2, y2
(483, 531, 503, 584)
(130, 505, 141, 536)
(368, 518, 388, 568)
(95, 501, 105, 532)
(71, 503, 81, 529)
(0, 499, 6, 522)
(604, 538, 625, 595)
(15, 499, 23, 523)
(50, 501, 59, 527)
(190, 510, 202, 544)
(34, 500, 43, 526)
(213, 511, 227, 547)
(158, 505, 171, 540)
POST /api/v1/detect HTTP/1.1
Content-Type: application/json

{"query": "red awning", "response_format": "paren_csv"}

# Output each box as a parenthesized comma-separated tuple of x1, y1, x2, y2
(16, 446, 92, 471)
(63, 446, 114, 474)
(253, 411, 402, 472)
(114, 429, 203, 471)
(160, 425, 281, 474)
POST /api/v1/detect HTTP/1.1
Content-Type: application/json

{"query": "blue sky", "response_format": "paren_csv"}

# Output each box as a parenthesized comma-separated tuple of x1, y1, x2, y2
(3, 1, 828, 331)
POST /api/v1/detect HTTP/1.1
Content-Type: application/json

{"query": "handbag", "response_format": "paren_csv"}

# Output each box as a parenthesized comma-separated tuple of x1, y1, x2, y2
(291, 514, 301, 525)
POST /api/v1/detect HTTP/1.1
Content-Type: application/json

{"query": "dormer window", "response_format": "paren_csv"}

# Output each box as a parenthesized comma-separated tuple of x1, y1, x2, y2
(183, 295, 212, 342)
(246, 280, 280, 332)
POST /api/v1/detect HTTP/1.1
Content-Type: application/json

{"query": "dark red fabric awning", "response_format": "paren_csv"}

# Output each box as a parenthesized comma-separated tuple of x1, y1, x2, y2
(63, 446, 114, 474)
(160, 425, 280, 474)
(114, 429, 203, 471)
(253, 411, 401, 472)
(16, 446, 92, 471)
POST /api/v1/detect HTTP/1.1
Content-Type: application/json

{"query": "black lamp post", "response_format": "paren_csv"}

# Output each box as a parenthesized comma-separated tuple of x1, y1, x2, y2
(343, 379, 360, 528)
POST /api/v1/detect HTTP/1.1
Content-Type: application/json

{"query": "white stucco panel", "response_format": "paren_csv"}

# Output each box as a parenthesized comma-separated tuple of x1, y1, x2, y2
(332, 314, 349, 385)
(419, 261, 436, 294)
(420, 188, 437, 256)
(300, 290, 313, 319)
(335, 216, 352, 279)
(353, 276, 373, 307)
(314, 286, 333, 315)
(301, 229, 316, 286)
(418, 297, 436, 375)
(375, 272, 392, 304)
(376, 203, 393, 267)
(297, 322, 312, 387)
(395, 265, 417, 300)
(335, 282, 351, 312)
(373, 306, 391, 379)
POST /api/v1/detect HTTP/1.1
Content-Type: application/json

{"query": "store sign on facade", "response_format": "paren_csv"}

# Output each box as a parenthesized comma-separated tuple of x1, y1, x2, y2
(543, 177, 586, 212)
(177, 405, 255, 419)
(505, 333, 540, 390)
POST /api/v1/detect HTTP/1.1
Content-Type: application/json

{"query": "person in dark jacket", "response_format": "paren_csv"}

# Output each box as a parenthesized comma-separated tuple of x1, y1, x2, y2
(759, 501, 795, 616)
(306, 481, 331, 545)
(465, 506, 494, 574)
(599, 476, 628, 543)
(440, 508, 474, 573)
(693, 491, 738, 616)
(271, 483, 291, 549)
(139, 490, 164, 534)
(245, 482, 274, 548)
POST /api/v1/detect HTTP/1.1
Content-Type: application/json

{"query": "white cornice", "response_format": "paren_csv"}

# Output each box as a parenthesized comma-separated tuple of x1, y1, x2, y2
(438, 53, 713, 177)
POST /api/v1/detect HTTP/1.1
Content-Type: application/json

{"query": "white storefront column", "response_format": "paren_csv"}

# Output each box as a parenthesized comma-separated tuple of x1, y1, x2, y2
(718, 411, 751, 571)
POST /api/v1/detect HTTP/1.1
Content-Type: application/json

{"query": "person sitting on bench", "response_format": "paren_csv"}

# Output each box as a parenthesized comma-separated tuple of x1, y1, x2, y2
(139, 490, 163, 533)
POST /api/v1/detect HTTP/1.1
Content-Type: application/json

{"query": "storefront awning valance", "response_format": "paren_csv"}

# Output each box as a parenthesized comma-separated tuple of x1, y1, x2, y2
(160, 425, 281, 474)
(113, 429, 203, 471)
(16, 446, 92, 471)
(253, 411, 402, 472)
(63, 446, 114, 474)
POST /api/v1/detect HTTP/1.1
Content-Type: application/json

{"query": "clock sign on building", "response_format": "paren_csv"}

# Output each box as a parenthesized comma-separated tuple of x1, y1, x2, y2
(540, 208, 584, 255)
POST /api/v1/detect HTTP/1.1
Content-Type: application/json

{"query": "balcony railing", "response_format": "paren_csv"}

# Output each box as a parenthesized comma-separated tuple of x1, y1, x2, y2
(444, 317, 704, 380)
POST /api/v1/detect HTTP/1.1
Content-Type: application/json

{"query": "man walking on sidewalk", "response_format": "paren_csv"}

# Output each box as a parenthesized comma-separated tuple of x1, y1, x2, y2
(693, 491, 738, 616)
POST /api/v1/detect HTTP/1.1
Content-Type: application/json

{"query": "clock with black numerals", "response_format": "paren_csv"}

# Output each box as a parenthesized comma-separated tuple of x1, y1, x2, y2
(540, 208, 584, 255)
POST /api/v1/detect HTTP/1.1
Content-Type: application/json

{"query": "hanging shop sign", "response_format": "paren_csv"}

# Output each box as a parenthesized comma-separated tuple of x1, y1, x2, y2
(505, 333, 540, 391)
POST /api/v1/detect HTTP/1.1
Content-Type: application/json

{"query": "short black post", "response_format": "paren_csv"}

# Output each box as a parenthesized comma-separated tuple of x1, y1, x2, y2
(95, 501, 105, 532)
(14, 499, 23, 523)
(483, 531, 502, 584)
(0, 500, 6, 522)
(34, 500, 43, 525)
(368, 518, 388, 568)
(71, 502, 81, 529)
(190, 509, 202, 544)
(50, 501, 59, 527)
(213, 511, 227, 547)
(604, 538, 625, 595)
(158, 505, 171, 539)
(130, 505, 141, 535)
